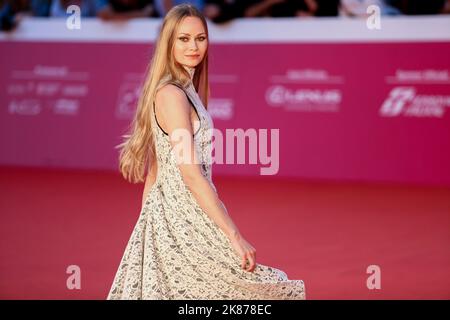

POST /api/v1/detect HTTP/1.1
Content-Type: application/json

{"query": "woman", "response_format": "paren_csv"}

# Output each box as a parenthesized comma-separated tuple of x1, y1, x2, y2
(107, 3, 306, 300)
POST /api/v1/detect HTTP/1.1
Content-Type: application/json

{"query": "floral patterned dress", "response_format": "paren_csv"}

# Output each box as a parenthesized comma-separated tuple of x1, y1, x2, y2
(107, 71, 306, 300)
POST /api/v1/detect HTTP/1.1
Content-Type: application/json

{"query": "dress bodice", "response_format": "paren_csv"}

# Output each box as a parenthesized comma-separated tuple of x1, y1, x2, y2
(151, 73, 216, 193)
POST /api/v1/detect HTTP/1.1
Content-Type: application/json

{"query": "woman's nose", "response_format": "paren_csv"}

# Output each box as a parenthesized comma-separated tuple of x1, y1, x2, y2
(189, 40, 198, 50)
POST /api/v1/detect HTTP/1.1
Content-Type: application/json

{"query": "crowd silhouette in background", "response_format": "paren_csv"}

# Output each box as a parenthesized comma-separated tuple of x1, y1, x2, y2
(1, 0, 449, 30)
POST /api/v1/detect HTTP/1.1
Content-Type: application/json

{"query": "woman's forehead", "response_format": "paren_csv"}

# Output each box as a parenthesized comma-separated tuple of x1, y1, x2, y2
(178, 17, 205, 34)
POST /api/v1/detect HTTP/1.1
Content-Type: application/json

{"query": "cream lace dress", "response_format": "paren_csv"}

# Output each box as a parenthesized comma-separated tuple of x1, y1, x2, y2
(106, 67, 306, 300)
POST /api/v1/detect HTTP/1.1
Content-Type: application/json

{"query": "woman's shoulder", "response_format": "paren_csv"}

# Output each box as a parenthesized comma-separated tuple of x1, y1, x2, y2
(156, 75, 187, 93)
(156, 82, 186, 100)
(155, 79, 192, 112)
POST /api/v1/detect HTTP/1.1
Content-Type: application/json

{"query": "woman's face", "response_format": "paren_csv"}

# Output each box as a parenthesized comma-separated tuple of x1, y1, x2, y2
(173, 16, 208, 70)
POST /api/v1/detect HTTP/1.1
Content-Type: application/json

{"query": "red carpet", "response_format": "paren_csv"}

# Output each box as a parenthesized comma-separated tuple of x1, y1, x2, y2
(0, 165, 449, 299)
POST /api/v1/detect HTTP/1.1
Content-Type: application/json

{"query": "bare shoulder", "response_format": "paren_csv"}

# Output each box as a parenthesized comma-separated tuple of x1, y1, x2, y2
(155, 83, 189, 112)
(155, 83, 192, 131)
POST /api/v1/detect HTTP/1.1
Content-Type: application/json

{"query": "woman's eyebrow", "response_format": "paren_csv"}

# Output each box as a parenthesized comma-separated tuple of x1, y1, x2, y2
(179, 32, 206, 36)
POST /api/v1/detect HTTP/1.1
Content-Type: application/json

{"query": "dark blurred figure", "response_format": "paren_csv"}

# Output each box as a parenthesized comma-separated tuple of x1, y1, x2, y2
(30, 0, 50, 16)
(204, 0, 240, 23)
(386, 0, 447, 15)
(340, 0, 402, 17)
(315, 0, 340, 16)
(237, 0, 305, 17)
(203, 0, 339, 23)
(444, 0, 450, 13)
(289, 0, 340, 17)
(97, 0, 156, 19)
(154, 1, 204, 18)
(235, 0, 340, 18)
(30, 0, 155, 19)
(0, 0, 30, 31)
(51, 0, 107, 16)
(233, 0, 317, 18)
(29, 0, 108, 16)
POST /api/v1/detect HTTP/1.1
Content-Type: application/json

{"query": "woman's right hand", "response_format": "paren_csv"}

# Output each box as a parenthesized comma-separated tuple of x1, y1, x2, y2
(228, 232, 257, 272)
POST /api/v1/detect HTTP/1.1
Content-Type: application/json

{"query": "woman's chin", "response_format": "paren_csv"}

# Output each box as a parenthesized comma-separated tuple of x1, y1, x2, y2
(184, 62, 198, 68)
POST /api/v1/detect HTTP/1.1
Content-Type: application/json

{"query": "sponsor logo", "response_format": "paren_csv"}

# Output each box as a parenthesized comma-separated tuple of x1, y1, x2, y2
(380, 87, 450, 118)
(266, 85, 341, 113)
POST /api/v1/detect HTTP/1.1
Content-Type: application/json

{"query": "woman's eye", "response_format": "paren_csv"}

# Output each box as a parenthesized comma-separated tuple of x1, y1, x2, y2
(179, 36, 206, 42)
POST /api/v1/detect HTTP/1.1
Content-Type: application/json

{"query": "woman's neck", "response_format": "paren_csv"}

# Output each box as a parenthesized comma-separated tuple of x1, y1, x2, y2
(182, 65, 195, 81)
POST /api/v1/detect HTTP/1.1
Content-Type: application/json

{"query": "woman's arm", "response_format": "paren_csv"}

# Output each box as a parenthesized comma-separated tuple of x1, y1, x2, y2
(156, 85, 256, 271)
(156, 84, 240, 238)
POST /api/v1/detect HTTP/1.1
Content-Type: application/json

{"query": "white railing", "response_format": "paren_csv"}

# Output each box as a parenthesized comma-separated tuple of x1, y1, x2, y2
(0, 15, 449, 43)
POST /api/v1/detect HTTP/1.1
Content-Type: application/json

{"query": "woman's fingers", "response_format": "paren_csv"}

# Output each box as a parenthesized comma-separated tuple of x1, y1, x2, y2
(235, 240, 257, 272)
(241, 255, 247, 270)
(246, 251, 256, 272)
(251, 251, 256, 272)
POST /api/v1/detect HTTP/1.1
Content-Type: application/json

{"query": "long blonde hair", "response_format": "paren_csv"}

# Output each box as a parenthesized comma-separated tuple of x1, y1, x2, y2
(116, 4, 210, 184)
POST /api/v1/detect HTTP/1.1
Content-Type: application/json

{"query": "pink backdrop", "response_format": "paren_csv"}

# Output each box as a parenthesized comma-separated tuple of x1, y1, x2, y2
(1, 40, 450, 186)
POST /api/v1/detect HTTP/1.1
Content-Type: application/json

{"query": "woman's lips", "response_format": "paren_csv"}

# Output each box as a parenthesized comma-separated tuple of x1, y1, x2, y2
(186, 55, 200, 58)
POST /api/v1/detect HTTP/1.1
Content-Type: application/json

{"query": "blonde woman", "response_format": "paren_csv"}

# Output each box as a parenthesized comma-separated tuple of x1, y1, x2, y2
(107, 4, 306, 300)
